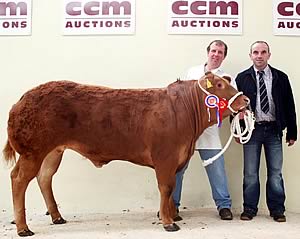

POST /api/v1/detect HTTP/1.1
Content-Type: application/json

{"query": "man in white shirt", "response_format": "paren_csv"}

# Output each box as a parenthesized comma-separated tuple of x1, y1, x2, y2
(173, 40, 233, 220)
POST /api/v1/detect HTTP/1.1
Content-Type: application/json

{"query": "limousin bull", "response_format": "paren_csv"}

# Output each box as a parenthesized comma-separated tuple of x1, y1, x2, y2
(3, 72, 249, 236)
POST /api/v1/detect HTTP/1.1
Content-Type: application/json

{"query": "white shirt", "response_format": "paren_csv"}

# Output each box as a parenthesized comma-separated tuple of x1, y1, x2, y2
(184, 64, 232, 149)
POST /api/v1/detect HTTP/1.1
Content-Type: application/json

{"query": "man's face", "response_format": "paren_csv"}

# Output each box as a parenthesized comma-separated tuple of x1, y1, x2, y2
(249, 42, 271, 70)
(207, 42, 226, 69)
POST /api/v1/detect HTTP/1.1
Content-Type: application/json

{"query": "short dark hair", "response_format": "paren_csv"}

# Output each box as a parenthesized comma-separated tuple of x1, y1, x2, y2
(207, 40, 228, 57)
(250, 41, 270, 53)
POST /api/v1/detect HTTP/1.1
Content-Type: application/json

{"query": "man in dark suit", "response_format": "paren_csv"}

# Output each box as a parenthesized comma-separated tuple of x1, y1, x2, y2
(235, 41, 297, 222)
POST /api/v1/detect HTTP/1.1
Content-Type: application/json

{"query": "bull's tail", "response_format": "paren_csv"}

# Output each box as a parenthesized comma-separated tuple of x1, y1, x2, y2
(3, 140, 16, 166)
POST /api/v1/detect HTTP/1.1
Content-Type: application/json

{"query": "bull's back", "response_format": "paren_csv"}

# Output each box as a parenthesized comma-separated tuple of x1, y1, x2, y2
(7, 81, 172, 157)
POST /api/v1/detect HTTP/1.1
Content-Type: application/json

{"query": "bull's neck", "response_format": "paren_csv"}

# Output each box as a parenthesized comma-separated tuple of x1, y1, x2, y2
(181, 81, 215, 141)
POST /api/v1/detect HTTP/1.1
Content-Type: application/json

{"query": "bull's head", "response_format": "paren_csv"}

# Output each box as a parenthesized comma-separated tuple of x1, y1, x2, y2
(198, 71, 249, 125)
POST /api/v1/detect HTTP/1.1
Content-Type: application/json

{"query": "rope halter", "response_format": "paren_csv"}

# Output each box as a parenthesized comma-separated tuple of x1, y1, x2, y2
(196, 74, 255, 167)
(197, 76, 244, 127)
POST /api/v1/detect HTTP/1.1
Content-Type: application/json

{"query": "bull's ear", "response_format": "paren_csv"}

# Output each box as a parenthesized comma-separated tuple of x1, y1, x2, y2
(223, 75, 231, 83)
(199, 72, 213, 90)
(204, 71, 214, 81)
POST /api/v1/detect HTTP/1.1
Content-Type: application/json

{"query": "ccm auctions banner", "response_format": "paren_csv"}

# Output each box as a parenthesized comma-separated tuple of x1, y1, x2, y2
(0, 0, 32, 35)
(63, 0, 135, 35)
(273, 0, 300, 36)
(168, 0, 243, 34)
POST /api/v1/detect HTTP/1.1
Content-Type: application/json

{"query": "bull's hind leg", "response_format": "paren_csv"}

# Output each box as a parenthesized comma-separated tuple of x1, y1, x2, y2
(36, 148, 66, 225)
(157, 192, 182, 222)
(11, 154, 43, 237)
(156, 170, 180, 232)
(168, 194, 182, 221)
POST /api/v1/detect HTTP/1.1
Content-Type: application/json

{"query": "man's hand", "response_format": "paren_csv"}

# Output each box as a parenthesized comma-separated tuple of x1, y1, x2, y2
(239, 111, 245, 119)
(234, 137, 241, 144)
(286, 139, 295, 146)
(233, 111, 247, 144)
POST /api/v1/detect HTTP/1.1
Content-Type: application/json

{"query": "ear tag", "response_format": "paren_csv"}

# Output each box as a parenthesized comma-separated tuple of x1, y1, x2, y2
(206, 79, 213, 88)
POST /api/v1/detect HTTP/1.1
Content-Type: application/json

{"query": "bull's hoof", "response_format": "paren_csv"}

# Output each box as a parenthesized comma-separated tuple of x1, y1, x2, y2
(157, 211, 182, 222)
(163, 223, 180, 232)
(53, 217, 67, 224)
(174, 215, 183, 222)
(11, 220, 16, 224)
(18, 229, 35, 237)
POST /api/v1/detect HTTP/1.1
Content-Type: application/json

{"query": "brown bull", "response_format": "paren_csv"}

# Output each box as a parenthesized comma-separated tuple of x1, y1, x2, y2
(3, 72, 249, 236)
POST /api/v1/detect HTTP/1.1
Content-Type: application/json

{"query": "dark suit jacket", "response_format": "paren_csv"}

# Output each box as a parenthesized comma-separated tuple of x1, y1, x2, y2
(235, 65, 297, 141)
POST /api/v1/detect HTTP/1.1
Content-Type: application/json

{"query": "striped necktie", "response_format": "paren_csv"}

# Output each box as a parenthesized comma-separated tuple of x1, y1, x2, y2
(258, 71, 269, 114)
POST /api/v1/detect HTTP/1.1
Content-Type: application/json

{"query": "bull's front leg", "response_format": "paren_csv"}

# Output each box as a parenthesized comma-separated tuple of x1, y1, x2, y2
(156, 174, 180, 232)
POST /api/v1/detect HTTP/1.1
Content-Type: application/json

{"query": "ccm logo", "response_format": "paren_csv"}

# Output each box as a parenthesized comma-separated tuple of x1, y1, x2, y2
(171, 0, 239, 15)
(0, 1, 27, 16)
(66, 1, 131, 16)
(277, 1, 300, 16)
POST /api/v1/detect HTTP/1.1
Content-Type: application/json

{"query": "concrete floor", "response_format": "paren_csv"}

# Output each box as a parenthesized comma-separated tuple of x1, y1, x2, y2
(1, 208, 300, 239)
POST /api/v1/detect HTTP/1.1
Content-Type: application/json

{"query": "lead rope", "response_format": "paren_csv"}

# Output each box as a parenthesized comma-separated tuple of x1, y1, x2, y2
(202, 110, 255, 167)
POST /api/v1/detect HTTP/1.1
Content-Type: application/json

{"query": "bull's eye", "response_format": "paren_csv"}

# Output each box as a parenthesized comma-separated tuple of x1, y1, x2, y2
(217, 82, 223, 88)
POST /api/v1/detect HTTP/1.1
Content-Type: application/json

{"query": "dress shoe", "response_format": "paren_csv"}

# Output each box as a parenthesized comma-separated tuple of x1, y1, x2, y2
(270, 213, 286, 222)
(219, 208, 233, 220)
(240, 211, 254, 220)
